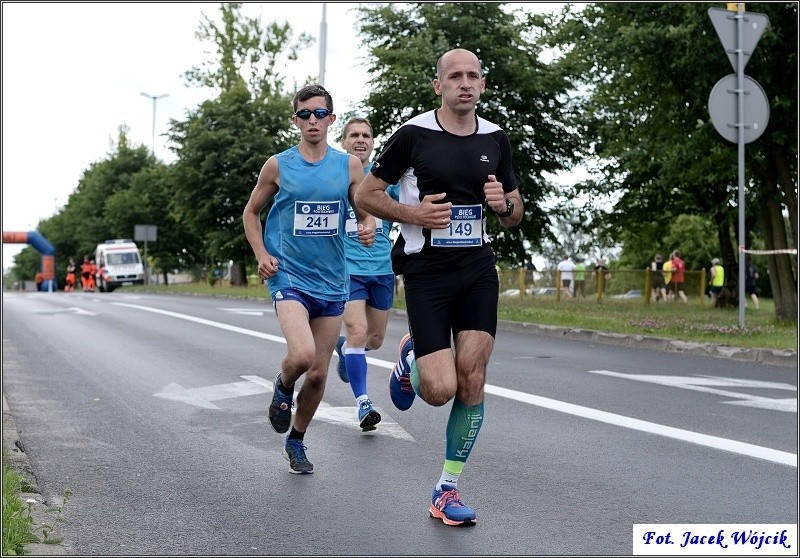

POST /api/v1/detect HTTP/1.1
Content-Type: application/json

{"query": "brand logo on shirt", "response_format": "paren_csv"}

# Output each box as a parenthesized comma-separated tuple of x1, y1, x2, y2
(480, 155, 489, 163)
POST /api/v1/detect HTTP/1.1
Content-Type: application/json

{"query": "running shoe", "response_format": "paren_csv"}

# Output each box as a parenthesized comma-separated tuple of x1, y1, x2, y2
(283, 438, 313, 474)
(358, 399, 381, 431)
(269, 372, 293, 434)
(429, 484, 477, 526)
(335, 335, 349, 383)
(389, 333, 415, 411)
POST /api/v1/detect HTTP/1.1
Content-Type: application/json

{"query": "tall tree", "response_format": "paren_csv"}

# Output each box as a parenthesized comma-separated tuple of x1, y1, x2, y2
(170, 3, 311, 284)
(544, 2, 797, 321)
(354, 2, 584, 263)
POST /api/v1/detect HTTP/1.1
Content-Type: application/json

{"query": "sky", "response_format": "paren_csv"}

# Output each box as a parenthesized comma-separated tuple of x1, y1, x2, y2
(2, 2, 572, 271)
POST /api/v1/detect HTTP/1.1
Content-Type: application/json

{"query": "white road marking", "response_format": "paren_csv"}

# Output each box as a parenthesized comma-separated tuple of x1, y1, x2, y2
(153, 373, 414, 440)
(484, 383, 796, 468)
(114, 302, 286, 343)
(34, 306, 97, 316)
(121, 302, 795, 467)
(219, 307, 273, 316)
(589, 370, 797, 413)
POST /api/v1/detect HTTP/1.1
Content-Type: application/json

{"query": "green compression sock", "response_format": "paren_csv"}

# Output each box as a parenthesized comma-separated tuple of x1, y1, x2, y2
(445, 398, 484, 464)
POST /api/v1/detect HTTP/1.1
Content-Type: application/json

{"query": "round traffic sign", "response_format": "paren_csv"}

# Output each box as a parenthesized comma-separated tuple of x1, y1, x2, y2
(708, 74, 770, 144)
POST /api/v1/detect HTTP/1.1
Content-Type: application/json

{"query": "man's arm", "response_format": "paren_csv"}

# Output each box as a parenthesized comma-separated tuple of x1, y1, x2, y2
(356, 173, 451, 229)
(346, 155, 376, 247)
(242, 157, 280, 279)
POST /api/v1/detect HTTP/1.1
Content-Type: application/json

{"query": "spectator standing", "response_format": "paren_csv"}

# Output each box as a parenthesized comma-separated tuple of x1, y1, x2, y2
(709, 257, 725, 306)
(34, 271, 44, 291)
(64, 259, 77, 292)
(662, 255, 674, 301)
(593, 257, 610, 294)
(670, 249, 688, 302)
(524, 256, 537, 291)
(80, 256, 95, 292)
(745, 257, 760, 310)
(650, 254, 667, 301)
(573, 257, 586, 298)
(556, 255, 575, 298)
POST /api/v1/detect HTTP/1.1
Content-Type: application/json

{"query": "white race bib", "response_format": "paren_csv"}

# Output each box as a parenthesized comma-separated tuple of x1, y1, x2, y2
(346, 207, 383, 237)
(294, 201, 340, 236)
(431, 204, 483, 247)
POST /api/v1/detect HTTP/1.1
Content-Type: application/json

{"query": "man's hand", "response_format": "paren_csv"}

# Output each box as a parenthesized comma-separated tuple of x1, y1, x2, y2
(357, 215, 376, 247)
(257, 253, 279, 280)
(418, 192, 453, 229)
(484, 174, 506, 213)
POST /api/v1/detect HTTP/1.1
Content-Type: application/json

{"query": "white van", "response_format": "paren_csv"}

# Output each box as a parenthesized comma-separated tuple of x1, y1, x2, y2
(95, 239, 145, 292)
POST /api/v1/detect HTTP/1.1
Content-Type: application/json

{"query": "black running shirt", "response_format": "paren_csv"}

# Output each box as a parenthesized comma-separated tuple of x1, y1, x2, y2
(370, 109, 521, 275)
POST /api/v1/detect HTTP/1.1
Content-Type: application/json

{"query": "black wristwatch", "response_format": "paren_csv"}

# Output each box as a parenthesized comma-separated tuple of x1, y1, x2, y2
(493, 199, 514, 218)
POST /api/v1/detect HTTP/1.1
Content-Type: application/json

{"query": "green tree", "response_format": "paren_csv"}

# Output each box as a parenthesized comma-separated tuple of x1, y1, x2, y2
(354, 2, 584, 263)
(170, 3, 311, 284)
(544, 2, 797, 321)
(14, 128, 160, 288)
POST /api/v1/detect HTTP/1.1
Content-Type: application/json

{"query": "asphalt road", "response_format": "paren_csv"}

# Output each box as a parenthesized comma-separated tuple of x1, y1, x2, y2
(2, 290, 797, 555)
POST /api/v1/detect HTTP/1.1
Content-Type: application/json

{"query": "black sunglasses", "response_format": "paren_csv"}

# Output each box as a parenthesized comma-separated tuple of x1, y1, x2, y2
(295, 108, 332, 120)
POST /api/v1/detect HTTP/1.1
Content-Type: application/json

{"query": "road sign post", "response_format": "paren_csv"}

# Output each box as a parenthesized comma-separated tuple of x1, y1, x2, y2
(707, 4, 769, 329)
(134, 224, 158, 285)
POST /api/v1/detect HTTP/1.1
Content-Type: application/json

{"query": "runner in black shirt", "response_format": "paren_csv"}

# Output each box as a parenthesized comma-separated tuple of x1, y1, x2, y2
(355, 48, 523, 526)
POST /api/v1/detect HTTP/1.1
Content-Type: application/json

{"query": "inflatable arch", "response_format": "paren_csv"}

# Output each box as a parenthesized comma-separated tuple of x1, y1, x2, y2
(3, 230, 57, 291)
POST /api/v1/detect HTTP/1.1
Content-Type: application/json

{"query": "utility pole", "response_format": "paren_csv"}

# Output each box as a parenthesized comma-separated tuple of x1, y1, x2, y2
(319, 3, 327, 85)
(140, 92, 169, 156)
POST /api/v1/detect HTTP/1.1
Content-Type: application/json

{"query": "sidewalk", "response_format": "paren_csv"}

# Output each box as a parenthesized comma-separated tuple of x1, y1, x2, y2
(3, 394, 68, 556)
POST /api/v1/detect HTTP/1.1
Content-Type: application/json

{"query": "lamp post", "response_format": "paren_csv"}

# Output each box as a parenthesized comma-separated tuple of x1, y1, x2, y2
(140, 92, 169, 156)
(319, 3, 327, 85)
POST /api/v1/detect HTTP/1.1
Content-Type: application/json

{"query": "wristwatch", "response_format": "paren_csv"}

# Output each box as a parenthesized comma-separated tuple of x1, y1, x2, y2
(493, 198, 514, 218)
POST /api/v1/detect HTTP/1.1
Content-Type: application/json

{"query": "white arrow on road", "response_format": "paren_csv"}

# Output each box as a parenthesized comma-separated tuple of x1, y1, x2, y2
(153, 374, 414, 440)
(35, 307, 97, 316)
(589, 371, 797, 413)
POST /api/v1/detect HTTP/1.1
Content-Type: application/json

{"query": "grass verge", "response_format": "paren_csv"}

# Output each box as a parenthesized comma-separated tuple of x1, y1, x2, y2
(2, 444, 38, 555)
(128, 282, 797, 352)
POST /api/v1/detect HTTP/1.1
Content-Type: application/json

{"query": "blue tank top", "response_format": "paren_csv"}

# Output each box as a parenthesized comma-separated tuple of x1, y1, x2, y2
(265, 145, 351, 301)
(343, 162, 399, 276)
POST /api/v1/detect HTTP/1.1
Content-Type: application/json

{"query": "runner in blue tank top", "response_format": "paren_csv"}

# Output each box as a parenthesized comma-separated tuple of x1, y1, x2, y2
(243, 84, 376, 474)
(333, 117, 400, 432)
(356, 49, 524, 526)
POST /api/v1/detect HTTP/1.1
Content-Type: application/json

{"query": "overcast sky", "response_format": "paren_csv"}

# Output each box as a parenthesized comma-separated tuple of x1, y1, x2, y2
(2, 2, 569, 271)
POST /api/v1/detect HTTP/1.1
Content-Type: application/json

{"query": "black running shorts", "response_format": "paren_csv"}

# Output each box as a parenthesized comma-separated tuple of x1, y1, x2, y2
(402, 256, 499, 359)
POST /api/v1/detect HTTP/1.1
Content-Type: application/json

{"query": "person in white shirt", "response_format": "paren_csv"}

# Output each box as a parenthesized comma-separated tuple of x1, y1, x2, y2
(556, 254, 575, 298)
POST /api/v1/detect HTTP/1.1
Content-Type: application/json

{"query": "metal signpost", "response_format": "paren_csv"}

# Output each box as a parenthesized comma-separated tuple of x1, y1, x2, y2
(706, 3, 769, 328)
(134, 224, 158, 285)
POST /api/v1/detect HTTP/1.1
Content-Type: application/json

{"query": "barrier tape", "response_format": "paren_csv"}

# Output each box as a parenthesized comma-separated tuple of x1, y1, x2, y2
(738, 246, 798, 255)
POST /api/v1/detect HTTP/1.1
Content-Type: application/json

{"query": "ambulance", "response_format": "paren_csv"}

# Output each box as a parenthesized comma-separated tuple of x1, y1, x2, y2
(94, 239, 145, 292)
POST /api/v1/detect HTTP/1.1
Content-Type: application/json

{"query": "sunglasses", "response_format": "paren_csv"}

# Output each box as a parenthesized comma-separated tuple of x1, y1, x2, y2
(295, 108, 332, 120)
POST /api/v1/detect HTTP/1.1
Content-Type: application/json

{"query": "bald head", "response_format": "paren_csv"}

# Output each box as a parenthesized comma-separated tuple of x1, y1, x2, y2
(436, 48, 481, 78)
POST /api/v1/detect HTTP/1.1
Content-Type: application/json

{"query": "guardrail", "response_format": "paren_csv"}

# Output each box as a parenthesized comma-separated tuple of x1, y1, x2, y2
(494, 268, 710, 304)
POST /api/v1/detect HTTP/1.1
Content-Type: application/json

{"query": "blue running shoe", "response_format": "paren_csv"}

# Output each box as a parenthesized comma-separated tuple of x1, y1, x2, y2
(269, 372, 293, 434)
(429, 485, 476, 526)
(283, 438, 313, 474)
(389, 333, 415, 411)
(358, 399, 381, 431)
(335, 335, 349, 383)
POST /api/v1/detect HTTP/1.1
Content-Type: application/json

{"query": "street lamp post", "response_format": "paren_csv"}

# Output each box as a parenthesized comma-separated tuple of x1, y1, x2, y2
(140, 92, 169, 156)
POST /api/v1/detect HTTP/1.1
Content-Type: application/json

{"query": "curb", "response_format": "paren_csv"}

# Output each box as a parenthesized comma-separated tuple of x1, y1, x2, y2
(2, 394, 68, 555)
(495, 319, 797, 368)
